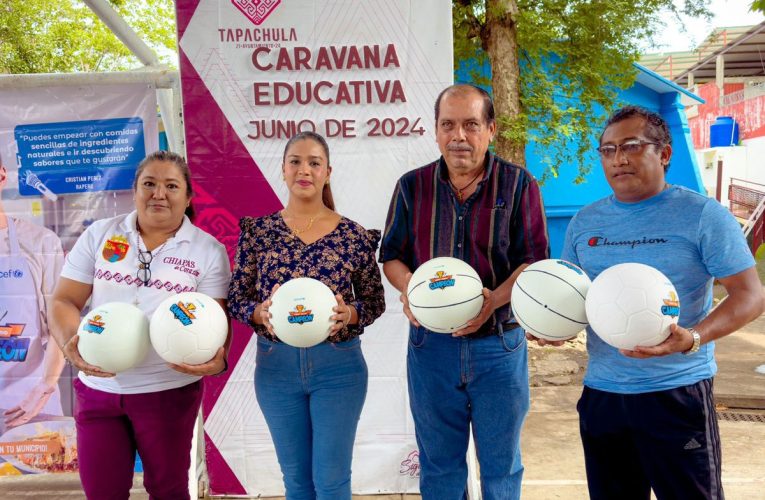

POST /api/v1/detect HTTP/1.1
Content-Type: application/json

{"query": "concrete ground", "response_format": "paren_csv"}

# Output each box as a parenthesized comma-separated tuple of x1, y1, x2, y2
(2, 318, 764, 499)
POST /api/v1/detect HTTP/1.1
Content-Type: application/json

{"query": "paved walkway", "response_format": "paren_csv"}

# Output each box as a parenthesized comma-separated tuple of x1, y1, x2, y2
(2, 320, 764, 499)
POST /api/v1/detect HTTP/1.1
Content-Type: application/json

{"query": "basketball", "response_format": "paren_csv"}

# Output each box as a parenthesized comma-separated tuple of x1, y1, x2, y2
(510, 259, 591, 341)
(269, 277, 336, 348)
(585, 262, 680, 350)
(150, 292, 228, 365)
(77, 302, 150, 373)
(406, 257, 484, 333)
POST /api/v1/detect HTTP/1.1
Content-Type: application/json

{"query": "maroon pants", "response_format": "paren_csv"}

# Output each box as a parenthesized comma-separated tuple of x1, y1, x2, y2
(73, 378, 202, 500)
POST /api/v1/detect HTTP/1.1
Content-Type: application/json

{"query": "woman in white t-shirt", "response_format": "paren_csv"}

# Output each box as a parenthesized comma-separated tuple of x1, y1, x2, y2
(50, 151, 231, 500)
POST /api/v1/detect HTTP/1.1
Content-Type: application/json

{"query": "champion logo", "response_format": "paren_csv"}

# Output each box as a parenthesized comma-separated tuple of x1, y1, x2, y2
(556, 260, 584, 275)
(170, 302, 197, 326)
(288, 304, 314, 325)
(231, 0, 281, 26)
(587, 235, 669, 249)
(661, 291, 680, 317)
(83, 315, 106, 334)
(429, 271, 456, 290)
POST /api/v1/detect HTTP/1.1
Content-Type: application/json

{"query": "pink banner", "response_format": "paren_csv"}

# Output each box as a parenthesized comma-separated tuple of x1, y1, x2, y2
(176, 0, 453, 495)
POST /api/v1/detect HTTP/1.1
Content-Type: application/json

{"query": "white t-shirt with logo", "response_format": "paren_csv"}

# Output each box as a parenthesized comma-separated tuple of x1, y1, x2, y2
(61, 211, 231, 394)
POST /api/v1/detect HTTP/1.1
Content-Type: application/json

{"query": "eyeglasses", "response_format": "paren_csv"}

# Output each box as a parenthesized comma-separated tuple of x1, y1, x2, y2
(137, 250, 152, 286)
(597, 140, 660, 159)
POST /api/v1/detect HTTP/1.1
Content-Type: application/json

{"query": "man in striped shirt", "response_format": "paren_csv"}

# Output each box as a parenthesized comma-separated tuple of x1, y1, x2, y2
(380, 84, 549, 500)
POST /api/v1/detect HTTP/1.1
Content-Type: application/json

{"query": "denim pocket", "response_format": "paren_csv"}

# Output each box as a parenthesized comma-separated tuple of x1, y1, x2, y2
(256, 336, 276, 356)
(499, 329, 526, 353)
(329, 336, 361, 351)
(409, 325, 427, 348)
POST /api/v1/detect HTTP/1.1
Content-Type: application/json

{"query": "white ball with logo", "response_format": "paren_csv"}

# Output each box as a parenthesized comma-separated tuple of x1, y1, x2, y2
(585, 262, 680, 350)
(406, 257, 484, 333)
(269, 277, 336, 348)
(77, 302, 150, 373)
(150, 292, 228, 364)
(510, 259, 591, 341)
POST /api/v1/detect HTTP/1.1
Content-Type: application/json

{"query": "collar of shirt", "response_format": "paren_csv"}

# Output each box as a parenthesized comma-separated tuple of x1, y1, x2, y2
(436, 151, 495, 195)
(122, 210, 195, 246)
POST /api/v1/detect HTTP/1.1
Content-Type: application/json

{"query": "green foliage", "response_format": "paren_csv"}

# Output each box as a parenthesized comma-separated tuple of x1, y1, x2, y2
(0, 0, 177, 74)
(752, 0, 765, 14)
(453, 0, 710, 183)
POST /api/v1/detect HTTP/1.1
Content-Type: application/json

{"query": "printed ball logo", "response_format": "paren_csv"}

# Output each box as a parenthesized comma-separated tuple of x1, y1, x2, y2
(406, 257, 484, 333)
(77, 302, 150, 373)
(269, 277, 336, 348)
(150, 292, 228, 365)
(287, 304, 314, 325)
(585, 262, 680, 350)
(231, 0, 281, 25)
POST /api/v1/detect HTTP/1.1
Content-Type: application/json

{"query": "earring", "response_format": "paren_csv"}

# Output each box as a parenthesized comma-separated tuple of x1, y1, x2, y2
(282, 174, 286, 181)
(325, 179, 330, 186)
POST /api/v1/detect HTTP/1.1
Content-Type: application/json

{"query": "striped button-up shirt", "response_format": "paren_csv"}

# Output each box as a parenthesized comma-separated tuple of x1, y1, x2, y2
(380, 153, 550, 337)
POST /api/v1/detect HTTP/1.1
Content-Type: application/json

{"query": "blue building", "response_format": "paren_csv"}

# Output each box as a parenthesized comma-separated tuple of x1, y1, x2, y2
(456, 62, 705, 257)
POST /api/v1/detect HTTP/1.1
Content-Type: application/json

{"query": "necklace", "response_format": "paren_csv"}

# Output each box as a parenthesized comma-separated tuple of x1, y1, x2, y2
(448, 168, 484, 203)
(283, 209, 322, 236)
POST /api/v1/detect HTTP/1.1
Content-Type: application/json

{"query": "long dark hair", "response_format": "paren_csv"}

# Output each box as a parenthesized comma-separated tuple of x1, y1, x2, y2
(282, 132, 335, 211)
(133, 150, 195, 220)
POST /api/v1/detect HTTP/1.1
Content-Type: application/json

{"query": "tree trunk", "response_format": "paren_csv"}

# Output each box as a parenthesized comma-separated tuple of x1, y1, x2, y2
(485, 0, 524, 166)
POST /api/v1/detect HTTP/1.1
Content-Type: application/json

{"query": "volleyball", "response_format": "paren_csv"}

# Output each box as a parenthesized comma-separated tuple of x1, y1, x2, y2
(406, 257, 484, 333)
(150, 292, 228, 365)
(269, 277, 336, 348)
(77, 302, 150, 373)
(585, 262, 680, 350)
(511, 259, 591, 341)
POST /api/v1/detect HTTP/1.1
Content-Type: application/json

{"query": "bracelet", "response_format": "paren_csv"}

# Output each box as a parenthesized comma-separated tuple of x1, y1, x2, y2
(682, 328, 701, 355)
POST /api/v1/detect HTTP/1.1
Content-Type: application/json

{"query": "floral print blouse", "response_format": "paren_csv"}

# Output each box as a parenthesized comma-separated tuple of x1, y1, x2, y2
(228, 212, 385, 342)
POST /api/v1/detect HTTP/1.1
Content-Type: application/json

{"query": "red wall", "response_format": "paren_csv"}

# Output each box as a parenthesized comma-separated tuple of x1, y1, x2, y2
(689, 82, 765, 148)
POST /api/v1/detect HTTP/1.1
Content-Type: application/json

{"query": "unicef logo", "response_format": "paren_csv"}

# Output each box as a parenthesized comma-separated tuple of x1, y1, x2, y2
(0, 269, 23, 279)
(14, 269, 23, 278)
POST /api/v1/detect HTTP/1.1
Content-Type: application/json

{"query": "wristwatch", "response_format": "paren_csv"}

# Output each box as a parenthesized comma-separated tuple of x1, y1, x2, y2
(682, 328, 701, 355)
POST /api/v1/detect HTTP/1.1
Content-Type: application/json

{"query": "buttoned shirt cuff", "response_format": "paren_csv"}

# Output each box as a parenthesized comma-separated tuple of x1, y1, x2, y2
(244, 301, 260, 329)
(351, 300, 365, 328)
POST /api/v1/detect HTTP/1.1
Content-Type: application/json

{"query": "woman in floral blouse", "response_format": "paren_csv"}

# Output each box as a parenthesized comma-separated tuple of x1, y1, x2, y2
(228, 131, 385, 500)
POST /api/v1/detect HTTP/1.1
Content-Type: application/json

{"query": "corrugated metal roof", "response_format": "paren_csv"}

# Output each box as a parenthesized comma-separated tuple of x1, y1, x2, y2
(640, 22, 765, 85)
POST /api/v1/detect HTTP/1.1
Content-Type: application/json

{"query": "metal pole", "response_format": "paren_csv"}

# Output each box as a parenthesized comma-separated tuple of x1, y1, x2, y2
(716, 159, 723, 202)
(81, 0, 160, 67)
(0, 70, 178, 89)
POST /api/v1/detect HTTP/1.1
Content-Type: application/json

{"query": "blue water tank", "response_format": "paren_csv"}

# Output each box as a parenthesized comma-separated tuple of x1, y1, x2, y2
(710, 116, 740, 147)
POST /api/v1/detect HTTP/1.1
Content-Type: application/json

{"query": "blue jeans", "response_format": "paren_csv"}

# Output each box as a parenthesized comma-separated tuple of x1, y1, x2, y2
(407, 325, 530, 500)
(255, 336, 368, 500)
